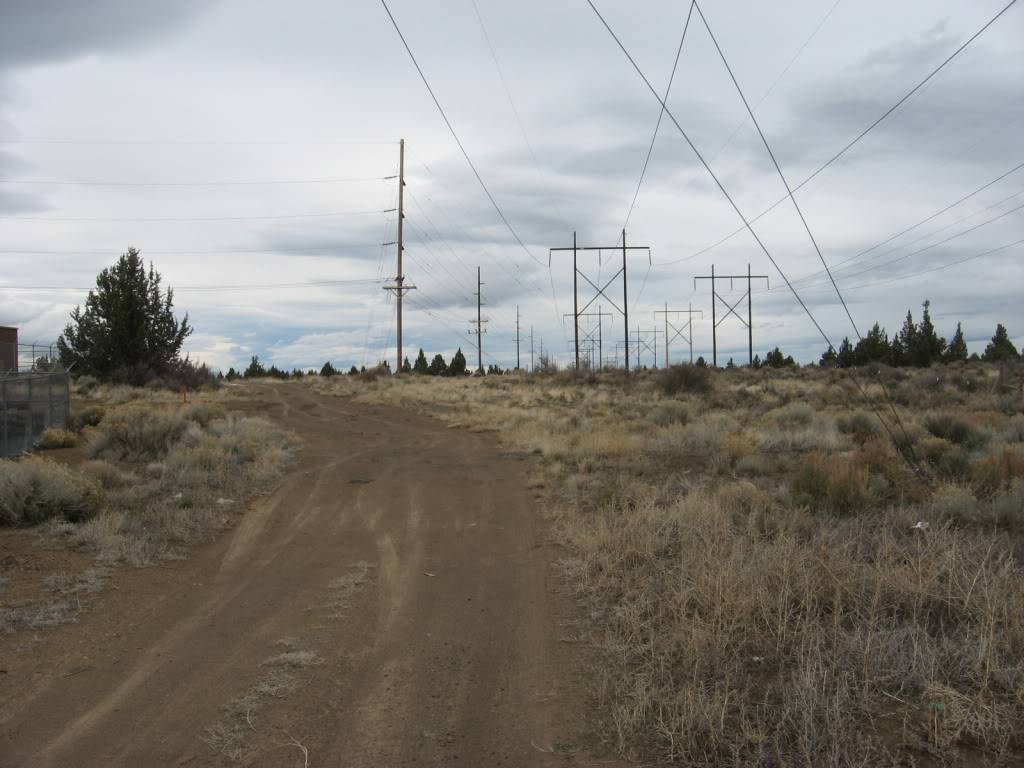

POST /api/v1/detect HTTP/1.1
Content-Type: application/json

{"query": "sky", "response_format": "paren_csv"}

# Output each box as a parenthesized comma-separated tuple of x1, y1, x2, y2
(1, 0, 1022, 371)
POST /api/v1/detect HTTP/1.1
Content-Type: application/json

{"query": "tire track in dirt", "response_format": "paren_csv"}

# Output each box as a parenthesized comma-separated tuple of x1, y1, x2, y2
(0, 383, 605, 767)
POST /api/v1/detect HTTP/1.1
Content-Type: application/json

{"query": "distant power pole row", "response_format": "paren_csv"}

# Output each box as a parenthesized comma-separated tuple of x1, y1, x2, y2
(694, 264, 768, 366)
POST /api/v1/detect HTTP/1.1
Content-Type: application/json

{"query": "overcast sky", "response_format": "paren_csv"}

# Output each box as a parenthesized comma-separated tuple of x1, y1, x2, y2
(1, 0, 1021, 370)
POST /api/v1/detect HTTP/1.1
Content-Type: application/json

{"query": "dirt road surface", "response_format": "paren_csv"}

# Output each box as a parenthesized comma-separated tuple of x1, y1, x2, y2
(0, 385, 602, 766)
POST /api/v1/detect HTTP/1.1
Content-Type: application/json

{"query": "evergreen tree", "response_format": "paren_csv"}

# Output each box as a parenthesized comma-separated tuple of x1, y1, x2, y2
(401, 356, 412, 373)
(413, 348, 429, 374)
(853, 323, 889, 365)
(819, 346, 837, 367)
(751, 354, 762, 369)
(244, 355, 266, 378)
(348, 365, 359, 375)
(945, 322, 968, 362)
(911, 300, 946, 366)
(695, 356, 708, 368)
(56, 248, 192, 384)
(225, 367, 240, 381)
(890, 310, 917, 367)
(725, 357, 736, 369)
(320, 361, 338, 377)
(836, 337, 856, 368)
(428, 353, 448, 376)
(449, 347, 468, 376)
(983, 324, 1020, 362)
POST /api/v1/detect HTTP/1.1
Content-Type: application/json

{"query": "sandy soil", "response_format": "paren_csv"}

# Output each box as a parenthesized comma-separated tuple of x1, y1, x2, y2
(0, 383, 604, 766)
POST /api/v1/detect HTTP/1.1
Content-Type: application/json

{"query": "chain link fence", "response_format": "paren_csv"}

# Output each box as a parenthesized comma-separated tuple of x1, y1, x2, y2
(1, 342, 71, 458)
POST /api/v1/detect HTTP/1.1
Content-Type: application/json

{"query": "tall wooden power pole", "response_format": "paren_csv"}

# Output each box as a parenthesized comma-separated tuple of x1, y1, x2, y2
(515, 305, 521, 370)
(694, 264, 768, 367)
(469, 266, 487, 374)
(383, 138, 415, 372)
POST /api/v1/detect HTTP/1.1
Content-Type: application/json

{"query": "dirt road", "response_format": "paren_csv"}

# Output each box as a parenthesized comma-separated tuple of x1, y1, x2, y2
(0, 385, 595, 766)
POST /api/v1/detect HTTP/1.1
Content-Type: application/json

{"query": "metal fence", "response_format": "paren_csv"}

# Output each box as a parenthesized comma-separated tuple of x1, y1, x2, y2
(1, 371, 71, 458)
(0, 341, 59, 375)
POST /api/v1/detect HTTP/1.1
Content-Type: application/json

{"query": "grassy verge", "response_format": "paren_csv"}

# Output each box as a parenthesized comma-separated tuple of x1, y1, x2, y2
(310, 363, 1024, 765)
(1, 382, 298, 631)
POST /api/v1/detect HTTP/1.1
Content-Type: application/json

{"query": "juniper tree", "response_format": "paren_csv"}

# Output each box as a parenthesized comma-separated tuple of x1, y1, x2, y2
(428, 353, 448, 376)
(413, 349, 429, 374)
(983, 324, 1020, 362)
(57, 248, 192, 384)
(945, 322, 968, 362)
(449, 347, 468, 376)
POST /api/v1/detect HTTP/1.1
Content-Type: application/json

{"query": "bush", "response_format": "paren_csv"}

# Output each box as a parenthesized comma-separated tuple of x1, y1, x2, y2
(973, 448, 1024, 495)
(768, 401, 815, 429)
(926, 414, 987, 449)
(35, 428, 78, 449)
(70, 404, 105, 431)
(836, 411, 881, 443)
(648, 401, 689, 427)
(790, 454, 873, 514)
(0, 458, 103, 526)
(86, 405, 188, 461)
(656, 364, 712, 396)
(182, 402, 226, 427)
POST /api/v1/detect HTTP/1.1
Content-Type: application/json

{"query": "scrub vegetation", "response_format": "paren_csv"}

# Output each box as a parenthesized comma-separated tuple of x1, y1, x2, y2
(313, 361, 1024, 766)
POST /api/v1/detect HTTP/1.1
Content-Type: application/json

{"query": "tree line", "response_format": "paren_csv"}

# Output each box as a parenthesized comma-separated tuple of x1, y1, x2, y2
(819, 300, 1020, 368)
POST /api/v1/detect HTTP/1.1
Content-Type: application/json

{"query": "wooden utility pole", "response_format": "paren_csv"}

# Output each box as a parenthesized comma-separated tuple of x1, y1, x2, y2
(515, 305, 521, 370)
(549, 229, 650, 372)
(654, 303, 703, 366)
(469, 266, 487, 374)
(530, 326, 534, 372)
(383, 138, 415, 372)
(694, 264, 768, 366)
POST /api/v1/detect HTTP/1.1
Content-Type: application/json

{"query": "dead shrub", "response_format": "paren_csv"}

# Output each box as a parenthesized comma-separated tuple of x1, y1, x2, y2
(0, 457, 103, 526)
(656, 364, 712, 396)
(973, 448, 1024, 496)
(86, 404, 188, 461)
(70, 404, 105, 431)
(648, 401, 689, 427)
(836, 411, 881, 444)
(790, 453, 873, 514)
(35, 428, 78, 449)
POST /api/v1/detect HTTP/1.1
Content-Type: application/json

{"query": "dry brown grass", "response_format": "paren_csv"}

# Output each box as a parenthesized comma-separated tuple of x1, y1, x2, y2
(312, 363, 1024, 765)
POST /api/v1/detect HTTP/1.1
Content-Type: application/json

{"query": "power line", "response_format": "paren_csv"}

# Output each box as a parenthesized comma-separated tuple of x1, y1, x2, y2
(623, 0, 695, 235)
(654, 0, 1020, 267)
(378, 0, 543, 268)
(0, 139, 398, 146)
(790, 161, 1024, 286)
(0, 244, 389, 256)
(693, 0, 861, 340)
(0, 277, 386, 293)
(586, 0, 923, 470)
(0, 176, 397, 187)
(0, 208, 396, 223)
(469, 0, 542, 174)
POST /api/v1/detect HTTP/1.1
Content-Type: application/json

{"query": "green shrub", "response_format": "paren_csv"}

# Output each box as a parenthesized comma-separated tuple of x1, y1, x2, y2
(35, 428, 78, 449)
(182, 402, 226, 427)
(769, 401, 816, 429)
(655, 364, 712, 396)
(836, 412, 881, 443)
(790, 454, 873, 515)
(925, 414, 987, 449)
(648, 401, 689, 427)
(70, 404, 105, 431)
(0, 458, 103, 526)
(86, 405, 188, 461)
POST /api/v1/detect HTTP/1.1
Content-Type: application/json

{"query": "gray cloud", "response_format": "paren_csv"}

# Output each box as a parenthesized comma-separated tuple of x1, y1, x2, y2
(0, 1, 213, 68)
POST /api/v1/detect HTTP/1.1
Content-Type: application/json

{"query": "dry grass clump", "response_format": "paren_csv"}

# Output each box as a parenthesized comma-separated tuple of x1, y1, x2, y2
(560, 483, 1024, 764)
(0, 457, 103, 526)
(86, 404, 189, 461)
(790, 453, 873, 514)
(70, 404, 105, 431)
(35, 427, 79, 449)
